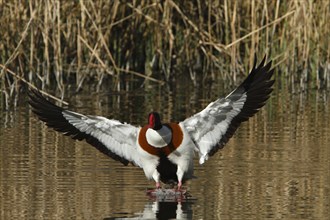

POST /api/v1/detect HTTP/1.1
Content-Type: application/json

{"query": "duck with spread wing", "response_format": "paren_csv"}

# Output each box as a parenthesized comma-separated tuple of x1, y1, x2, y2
(28, 56, 274, 190)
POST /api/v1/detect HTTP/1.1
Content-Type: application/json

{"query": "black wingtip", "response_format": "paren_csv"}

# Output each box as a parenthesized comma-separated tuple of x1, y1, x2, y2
(27, 88, 41, 109)
(253, 54, 267, 68)
(258, 55, 267, 69)
(28, 89, 63, 112)
(27, 87, 42, 97)
(27, 88, 46, 107)
(253, 54, 258, 69)
(27, 88, 38, 102)
(27, 87, 131, 166)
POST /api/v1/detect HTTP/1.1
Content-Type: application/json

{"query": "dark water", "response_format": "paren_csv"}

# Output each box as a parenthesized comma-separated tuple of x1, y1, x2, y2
(0, 82, 329, 219)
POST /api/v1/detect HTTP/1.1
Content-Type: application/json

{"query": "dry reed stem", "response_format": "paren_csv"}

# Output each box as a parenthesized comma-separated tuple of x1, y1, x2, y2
(0, 64, 68, 105)
(78, 35, 116, 77)
(0, 0, 329, 104)
(225, 10, 296, 49)
(81, 0, 118, 73)
(127, 3, 161, 26)
(109, 3, 158, 28)
(78, 35, 164, 84)
(4, 10, 36, 66)
(230, 0, 237, 80)
(169, 0, 228, 54)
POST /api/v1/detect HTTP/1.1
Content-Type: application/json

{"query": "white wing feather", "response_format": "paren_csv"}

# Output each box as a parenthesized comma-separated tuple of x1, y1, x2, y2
(182, 57, 274, 164)
(183, 93, 247, 164)
(62, 110, 142, 167)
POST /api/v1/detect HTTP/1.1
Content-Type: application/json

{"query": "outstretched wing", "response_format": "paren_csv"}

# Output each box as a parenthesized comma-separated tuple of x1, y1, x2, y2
(28, 89, 142, 167)
(182, 56, 274, 164)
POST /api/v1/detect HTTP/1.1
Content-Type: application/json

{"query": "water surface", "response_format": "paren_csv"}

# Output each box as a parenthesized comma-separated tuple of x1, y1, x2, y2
(0, 83, 329, 219)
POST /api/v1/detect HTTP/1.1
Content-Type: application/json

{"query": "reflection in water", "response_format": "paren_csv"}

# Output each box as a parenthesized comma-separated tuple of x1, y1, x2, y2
(105, 198, 194, 220)
(0, 82, 329, 219)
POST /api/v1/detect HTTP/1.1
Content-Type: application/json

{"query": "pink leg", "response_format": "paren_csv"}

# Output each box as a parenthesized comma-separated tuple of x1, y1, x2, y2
(177, 181, 182, 190)
(156, 182, 161, 189)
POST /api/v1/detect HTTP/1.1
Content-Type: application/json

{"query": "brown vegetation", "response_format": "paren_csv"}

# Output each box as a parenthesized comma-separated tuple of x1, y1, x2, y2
(0, 1, 329, 108)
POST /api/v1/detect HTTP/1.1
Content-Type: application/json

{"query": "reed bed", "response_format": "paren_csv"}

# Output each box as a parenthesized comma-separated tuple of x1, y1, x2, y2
(0, 0, 329, 108)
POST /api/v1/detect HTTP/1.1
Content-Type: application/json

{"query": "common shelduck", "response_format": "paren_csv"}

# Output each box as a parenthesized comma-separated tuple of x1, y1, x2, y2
(28, 56, 274, 190)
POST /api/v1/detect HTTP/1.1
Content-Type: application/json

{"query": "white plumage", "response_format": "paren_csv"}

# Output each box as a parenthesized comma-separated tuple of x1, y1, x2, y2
(146, 126, 172, 148)
(28, 56, 274, 189)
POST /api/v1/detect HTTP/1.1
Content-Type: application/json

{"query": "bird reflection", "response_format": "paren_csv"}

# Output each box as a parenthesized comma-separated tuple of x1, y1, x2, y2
(104, 190, 194, 220)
